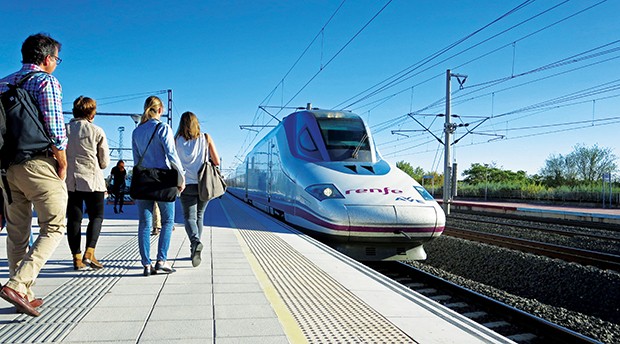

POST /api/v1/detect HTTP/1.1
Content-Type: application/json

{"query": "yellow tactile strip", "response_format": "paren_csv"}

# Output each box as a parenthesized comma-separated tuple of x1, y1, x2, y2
(224, 200, 416, 343)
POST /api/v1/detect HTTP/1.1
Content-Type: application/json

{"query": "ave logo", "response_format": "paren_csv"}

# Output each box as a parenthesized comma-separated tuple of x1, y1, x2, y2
(395, 196, 424, 203)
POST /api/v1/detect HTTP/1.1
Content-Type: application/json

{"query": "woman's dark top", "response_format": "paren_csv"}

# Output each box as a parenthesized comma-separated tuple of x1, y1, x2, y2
(110, 166, 127, 192)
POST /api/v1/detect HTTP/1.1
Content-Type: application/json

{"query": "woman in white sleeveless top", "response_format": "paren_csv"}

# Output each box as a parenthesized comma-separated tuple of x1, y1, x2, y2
(175, 111, 220, 267)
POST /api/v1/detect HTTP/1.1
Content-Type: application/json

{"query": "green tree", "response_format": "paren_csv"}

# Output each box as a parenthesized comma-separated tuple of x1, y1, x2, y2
(462, 163, 493, 184)
(539, 154, 568, 186)
(569, 144, 617, 183)
(396, 160, 425, 182)
(540, 144, 617, 186)
(462, 163, 530, 185)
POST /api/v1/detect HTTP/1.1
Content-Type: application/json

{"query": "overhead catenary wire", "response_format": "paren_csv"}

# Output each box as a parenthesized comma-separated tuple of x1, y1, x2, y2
(257, 0, 347, 109)
(449, 54, 620, 110)
(348, 0, 608, 116)
(382, 94, 620, 158)
(231, 1, 617, 173)
(372, 47, 619, 166)
(274, 0, 394, 117)
(366, 38, 620, 138)
(334, 0, 543, 110)
(373, 1, 615, 174)
(61, 89, 168, 107)
(382, 115, 620, 159)
(233, 0, 394, 169)
(232, 1, 348, 170)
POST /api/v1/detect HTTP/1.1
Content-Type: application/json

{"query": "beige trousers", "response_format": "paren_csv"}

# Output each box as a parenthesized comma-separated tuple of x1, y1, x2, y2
(3, 156, 67, 300)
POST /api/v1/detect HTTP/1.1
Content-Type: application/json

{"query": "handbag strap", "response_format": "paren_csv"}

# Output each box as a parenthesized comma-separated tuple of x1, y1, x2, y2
(135, 122, 162, 168)
(204, 133, 209, 162)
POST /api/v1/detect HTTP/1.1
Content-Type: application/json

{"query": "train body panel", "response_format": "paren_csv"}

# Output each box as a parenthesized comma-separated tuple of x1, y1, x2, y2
(227, 109, 445, 260)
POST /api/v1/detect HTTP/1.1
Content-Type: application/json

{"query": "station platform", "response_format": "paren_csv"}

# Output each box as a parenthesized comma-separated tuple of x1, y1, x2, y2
(0, 194, 514, 343)
(441, 199, 620, 226)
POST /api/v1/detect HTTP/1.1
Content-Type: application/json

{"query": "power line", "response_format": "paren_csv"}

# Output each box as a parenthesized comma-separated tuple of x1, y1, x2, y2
(464, 40, 620, 90)
(62, 90, 167, 107)
(379, 85, 620, 158)
(386, 92, 620, 156)
(257, 0, 347, 108)
(450, 54, 620, 109)
(367, 39, 620, 138)
(274, 0, 394, 117)
(234, 1, 348, 170)
(235, 0, 393, 165)
(346, 0, 607, 115)
(334, 0, 540, 110)
(481, 115, 620, 133)
(382, 116, 620, 159)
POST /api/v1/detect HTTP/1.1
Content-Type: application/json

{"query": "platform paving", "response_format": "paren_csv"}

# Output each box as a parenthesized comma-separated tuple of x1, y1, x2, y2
(0, 199, 289, 343)
(0, 195, 514, 344)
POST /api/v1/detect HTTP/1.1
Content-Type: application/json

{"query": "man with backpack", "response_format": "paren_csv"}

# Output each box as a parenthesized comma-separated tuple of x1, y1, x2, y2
(0, 33, 68, 317)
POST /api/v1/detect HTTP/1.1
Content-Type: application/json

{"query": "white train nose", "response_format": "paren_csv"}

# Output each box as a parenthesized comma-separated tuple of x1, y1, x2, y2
(345, 204, 442, 233)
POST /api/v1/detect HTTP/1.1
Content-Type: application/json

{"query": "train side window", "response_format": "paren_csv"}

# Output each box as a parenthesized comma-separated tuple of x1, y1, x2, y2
(299, 128, 318, 152)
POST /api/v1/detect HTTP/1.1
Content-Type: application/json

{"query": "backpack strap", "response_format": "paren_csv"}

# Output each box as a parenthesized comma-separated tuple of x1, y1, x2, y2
(15, 71, 48, 87)
(203, 133, 209, 162)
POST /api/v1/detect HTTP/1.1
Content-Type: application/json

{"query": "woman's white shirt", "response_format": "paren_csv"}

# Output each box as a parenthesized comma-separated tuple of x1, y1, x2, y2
(175, 134, 207, 185)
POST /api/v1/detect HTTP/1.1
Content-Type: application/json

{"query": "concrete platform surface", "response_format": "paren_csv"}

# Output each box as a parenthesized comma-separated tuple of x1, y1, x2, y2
(0, 195, 513, 343)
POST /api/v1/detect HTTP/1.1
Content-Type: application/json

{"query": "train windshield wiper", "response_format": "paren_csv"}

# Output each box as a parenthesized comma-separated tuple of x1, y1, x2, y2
(351, 132, 368, 159)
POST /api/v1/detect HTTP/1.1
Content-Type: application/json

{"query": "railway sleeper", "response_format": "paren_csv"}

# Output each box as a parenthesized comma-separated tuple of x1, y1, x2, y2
(462, 311, 488, 319)
(429, 295, 452, 301)
(506, 333, 538, 342)
(483, 321, 511, 329)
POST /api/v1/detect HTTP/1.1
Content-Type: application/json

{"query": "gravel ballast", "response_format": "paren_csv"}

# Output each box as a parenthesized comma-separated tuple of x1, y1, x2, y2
(414, 236, 620, 343)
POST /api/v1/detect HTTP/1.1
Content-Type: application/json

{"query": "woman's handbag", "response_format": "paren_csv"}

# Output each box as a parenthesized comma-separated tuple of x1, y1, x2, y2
(198, 133, 226, 202)
(129, 123, 179, 202)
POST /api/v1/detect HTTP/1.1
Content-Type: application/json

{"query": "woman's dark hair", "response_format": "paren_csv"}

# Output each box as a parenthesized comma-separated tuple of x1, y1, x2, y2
(21, 33, 61, 65)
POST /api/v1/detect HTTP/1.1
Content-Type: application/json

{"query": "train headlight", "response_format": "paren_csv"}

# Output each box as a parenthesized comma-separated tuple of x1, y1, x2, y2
(305, 184, 344, 201)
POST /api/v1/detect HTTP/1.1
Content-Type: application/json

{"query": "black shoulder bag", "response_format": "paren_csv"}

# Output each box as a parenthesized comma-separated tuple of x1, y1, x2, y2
(129, 123, 178, 202)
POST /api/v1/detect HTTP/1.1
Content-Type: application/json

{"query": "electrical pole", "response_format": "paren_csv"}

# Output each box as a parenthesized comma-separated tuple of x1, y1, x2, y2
(443, 70, 453, 214)
(167, 89, 173, 127)
(118, 126, 125, 160)
(443, 69, 467, 214)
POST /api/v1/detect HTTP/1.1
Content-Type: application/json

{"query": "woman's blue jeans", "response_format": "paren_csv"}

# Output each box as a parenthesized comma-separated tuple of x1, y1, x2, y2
(137, 199, 175, 266)
(179, 184, 208, 251)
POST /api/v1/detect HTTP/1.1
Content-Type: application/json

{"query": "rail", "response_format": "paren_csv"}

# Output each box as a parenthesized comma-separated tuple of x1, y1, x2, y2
(444, 227, 620, 271)
(368, 261, 601, 344)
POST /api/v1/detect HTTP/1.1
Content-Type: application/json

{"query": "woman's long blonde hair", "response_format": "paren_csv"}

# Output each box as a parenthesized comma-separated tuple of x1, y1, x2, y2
(140, 96, 163, 124)
(175, 111, 201, 140)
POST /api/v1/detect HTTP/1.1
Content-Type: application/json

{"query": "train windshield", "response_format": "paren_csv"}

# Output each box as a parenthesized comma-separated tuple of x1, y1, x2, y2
(316, 117, 372, 161)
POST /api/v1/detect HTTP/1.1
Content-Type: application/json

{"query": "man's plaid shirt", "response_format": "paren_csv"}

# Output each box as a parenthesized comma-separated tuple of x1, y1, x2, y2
(0, 64, 67, 151)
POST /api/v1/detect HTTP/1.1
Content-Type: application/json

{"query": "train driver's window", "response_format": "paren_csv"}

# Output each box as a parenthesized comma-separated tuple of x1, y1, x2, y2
(299, 128, 318, 152)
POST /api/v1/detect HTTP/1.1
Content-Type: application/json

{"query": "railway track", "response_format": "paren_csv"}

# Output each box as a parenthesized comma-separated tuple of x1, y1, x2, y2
(451, 208, 619, 232)
(367, 261, 600, 344)
(448, 214, 620, 243)
(444, 226, 620, 271)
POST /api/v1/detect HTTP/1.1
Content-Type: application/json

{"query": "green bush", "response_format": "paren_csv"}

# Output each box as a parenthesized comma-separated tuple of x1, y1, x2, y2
(456, 181, 619, 205)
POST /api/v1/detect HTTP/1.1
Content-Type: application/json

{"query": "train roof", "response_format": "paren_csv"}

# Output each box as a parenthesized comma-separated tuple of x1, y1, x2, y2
(286, 109, 360, 120)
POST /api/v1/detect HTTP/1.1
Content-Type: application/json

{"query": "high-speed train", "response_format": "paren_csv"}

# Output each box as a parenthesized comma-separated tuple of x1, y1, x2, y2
(227, 107, 445, 261)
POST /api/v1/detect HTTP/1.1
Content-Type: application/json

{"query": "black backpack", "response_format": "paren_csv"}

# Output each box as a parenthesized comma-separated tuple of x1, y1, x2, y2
(0, 71, 53, 170)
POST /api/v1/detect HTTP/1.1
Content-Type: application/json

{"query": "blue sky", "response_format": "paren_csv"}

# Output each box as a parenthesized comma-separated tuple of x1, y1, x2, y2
(1, 1, 618, 179)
